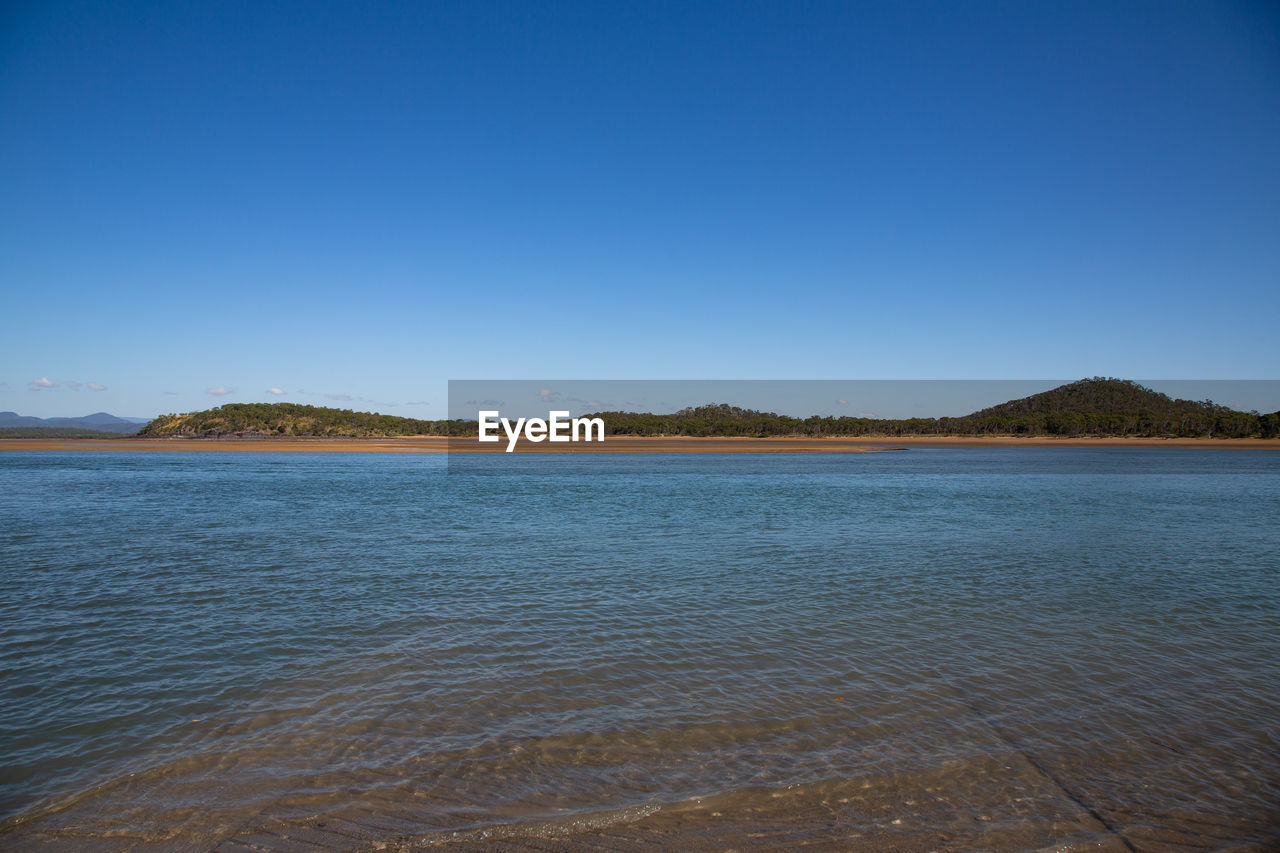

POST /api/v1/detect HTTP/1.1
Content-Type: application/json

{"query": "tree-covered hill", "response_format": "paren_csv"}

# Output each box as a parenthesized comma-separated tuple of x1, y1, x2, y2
(594, 379, 1279, 438)
(0, 427, 129, 438)
(972, 378, 1211, 417)
(139, 403, 468, 437)
(956, 377, 1269, 437)
(135, 381, 1280, 439)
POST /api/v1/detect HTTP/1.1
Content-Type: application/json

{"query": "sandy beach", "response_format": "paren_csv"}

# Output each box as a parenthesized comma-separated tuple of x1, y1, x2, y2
(2, 435, 1279, 453)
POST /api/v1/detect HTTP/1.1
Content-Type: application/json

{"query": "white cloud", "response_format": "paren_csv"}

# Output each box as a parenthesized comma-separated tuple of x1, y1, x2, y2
(326, 393, 354, 401)
(537, 388, 561, 402)
(27, 378, 106, 392)
(267, 387, 286, 395)
(206, 386, 233, 396)
(163, 391, 179, 396)
(836, 399, 848, 406)
(565, 396, 604, 410)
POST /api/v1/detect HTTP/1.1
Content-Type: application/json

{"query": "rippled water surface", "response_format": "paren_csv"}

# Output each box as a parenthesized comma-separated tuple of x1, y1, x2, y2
(1, 449, 1278, 851)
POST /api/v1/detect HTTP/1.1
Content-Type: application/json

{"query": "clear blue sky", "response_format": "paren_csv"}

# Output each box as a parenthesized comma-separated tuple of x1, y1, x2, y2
(3, 1, 1278, 419)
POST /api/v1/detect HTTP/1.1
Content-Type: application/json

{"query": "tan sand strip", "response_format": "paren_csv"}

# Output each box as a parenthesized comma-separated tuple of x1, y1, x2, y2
(2, 436, 1278, 453)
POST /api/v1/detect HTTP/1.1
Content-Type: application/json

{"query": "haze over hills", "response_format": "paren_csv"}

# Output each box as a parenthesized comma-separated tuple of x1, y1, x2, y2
(135, 379, 1280, 439)
(0, 412, 148, 436)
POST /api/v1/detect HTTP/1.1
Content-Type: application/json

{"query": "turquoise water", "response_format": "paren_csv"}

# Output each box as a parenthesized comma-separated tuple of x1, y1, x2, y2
(1, 449, 1278, 850)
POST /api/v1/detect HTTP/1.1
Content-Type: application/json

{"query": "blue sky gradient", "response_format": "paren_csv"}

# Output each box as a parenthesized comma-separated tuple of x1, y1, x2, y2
(3, 1, 1278, 418)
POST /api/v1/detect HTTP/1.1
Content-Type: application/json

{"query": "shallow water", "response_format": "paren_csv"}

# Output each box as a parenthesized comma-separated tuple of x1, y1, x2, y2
(1, 449, 1278, 851)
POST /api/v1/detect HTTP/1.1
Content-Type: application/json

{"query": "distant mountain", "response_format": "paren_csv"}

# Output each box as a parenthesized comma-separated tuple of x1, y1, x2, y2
(72, 412, 150, 427)
(0, 412, 148, 435)
(0, 412, 43, 428)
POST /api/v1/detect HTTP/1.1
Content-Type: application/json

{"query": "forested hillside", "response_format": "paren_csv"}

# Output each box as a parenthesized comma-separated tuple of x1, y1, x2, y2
(595, 379, 1278, 438)
(0, 427, 129, 438)
(139, 403, 469, 437)
(136, 380, 1280, 439)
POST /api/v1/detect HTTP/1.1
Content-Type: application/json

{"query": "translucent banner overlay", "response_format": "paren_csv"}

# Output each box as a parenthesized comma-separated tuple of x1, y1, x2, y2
(444, 379, 1280, 473)
(449, 379, 1280, 423)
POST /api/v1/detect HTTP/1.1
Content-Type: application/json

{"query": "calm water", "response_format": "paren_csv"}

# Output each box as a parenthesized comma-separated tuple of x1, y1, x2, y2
(1, 449, 1278, 851)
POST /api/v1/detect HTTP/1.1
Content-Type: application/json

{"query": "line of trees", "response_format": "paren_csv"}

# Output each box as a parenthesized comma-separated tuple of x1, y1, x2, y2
(137, 380, 1280, 439)
(139, 403, 472, 437)
(593, 403, 1277, 438)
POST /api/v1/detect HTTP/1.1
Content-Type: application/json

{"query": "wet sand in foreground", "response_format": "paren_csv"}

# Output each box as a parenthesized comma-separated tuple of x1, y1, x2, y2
(2, 435, 1279, 452)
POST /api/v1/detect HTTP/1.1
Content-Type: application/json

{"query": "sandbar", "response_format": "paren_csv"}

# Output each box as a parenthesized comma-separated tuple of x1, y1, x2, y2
(2, 435, 1279, 453)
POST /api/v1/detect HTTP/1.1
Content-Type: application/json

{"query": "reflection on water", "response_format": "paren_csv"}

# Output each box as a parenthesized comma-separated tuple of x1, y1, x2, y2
(1, 450, 1277, 850)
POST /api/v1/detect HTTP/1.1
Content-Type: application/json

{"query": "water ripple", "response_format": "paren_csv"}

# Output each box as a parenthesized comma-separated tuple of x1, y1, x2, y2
(0, 450, 1277, 850)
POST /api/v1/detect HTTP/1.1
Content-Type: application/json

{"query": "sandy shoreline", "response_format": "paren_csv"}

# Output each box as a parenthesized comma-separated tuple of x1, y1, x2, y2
(2, 435, 1279, 453)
